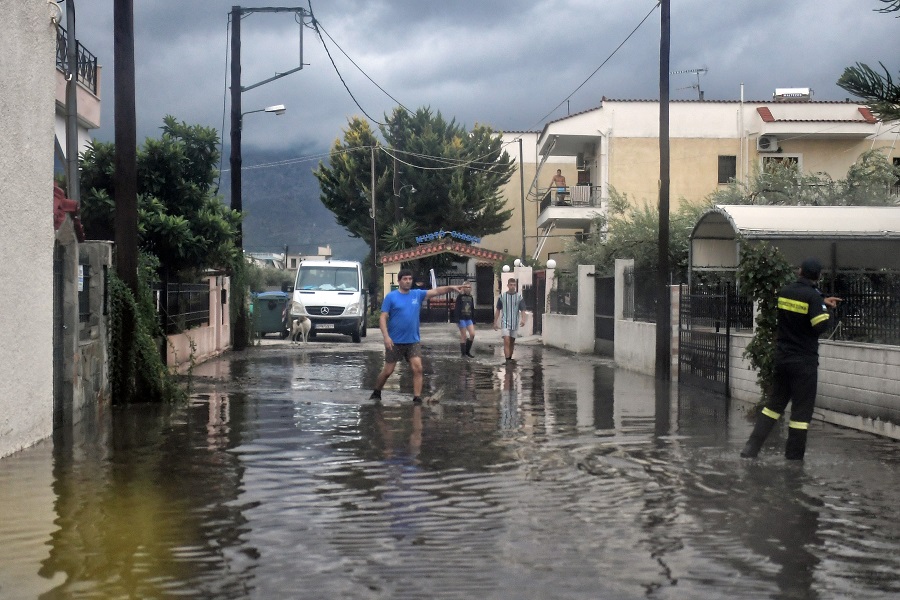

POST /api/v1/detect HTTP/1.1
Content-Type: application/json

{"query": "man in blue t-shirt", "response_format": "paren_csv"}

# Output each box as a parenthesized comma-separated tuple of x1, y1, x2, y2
(369, 269, 462, 404)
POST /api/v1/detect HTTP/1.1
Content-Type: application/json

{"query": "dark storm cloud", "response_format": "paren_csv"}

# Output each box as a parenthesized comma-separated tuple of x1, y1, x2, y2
(73, 0, 895, 156)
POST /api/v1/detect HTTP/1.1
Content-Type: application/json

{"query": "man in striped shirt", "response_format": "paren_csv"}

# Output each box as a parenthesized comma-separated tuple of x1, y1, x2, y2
(494, 278, 528, 362)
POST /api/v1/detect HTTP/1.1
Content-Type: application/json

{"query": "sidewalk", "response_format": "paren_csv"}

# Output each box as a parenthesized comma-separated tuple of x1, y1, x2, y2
(420, 322, 542, 346)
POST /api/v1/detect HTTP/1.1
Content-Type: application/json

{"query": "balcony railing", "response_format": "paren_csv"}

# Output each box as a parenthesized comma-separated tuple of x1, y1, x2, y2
(539, 184, 603, 213)
(56, 26, 98, 95)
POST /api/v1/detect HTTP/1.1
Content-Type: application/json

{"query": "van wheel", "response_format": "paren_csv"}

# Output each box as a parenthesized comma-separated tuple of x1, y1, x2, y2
(351, 327, 362, 343)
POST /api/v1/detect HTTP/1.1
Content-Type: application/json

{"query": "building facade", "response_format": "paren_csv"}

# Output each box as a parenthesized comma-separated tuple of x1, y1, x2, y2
(487, 96, 899, 265)
(1, 2, 59, 457)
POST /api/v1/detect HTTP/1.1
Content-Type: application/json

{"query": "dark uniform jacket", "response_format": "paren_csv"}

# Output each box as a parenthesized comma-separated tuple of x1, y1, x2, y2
(775, 277, 830, 363)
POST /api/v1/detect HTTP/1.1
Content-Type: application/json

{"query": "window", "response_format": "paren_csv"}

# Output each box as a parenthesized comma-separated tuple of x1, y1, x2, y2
(762, 155, 800, 171)
(717, 155, 737, 184)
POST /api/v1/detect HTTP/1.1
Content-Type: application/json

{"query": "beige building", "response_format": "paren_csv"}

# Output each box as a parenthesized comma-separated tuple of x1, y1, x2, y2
(1, 2, 58, 457)
(486, 95, 899, 265)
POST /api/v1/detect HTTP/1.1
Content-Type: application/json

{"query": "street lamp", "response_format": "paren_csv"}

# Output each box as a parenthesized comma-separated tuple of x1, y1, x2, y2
(393, 184, 416, 220)
(230, 102, 285, 349)
(241, 104, 286, 122)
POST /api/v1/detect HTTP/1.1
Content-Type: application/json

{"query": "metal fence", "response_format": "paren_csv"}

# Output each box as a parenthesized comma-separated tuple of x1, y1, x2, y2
(821, 271, 900, 345)
(56, 26, 99, 95)
(686, 279, 754, 332)
(155, 282, 211, 334)
(549, 273, 578, 315)
(622, 267, 657, 322)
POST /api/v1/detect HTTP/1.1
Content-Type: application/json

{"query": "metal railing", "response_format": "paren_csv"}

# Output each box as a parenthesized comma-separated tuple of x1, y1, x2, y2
(685, 280, 754, 332)
(622, 266, 657, 322)
(822, 271, 900, 345)
(56, 26, 99, 95)
(155, 282, 211, 334)
(539, 185, 603, 213)
(549, 274, 578, 315)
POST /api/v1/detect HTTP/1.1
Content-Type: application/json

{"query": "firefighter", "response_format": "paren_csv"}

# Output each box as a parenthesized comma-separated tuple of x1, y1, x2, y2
(740, 257, 841, 460)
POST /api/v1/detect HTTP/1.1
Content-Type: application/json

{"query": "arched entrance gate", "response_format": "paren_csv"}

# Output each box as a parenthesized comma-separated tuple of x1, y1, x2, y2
(379, 238, 506, 324)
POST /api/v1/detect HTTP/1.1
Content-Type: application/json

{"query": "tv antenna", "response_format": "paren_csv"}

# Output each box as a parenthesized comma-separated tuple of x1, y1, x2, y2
(671, 67, 708, 100)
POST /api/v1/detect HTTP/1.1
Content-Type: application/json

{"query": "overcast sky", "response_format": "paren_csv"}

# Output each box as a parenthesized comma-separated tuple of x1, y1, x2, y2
(74, 0, 896, 162)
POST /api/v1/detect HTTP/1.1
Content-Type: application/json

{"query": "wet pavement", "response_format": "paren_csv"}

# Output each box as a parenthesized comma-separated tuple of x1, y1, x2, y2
(0, 324, 898, 599)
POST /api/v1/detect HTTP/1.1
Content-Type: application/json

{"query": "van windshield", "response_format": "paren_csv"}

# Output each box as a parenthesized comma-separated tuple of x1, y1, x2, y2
(296, 266, 359, 291)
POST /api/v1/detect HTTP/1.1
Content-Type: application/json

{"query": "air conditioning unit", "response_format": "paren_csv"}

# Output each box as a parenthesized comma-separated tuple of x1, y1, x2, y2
(757, 135, 778, 152)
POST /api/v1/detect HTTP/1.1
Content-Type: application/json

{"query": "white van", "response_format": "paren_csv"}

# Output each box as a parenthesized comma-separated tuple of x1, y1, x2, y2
(289, 259, 368, 342)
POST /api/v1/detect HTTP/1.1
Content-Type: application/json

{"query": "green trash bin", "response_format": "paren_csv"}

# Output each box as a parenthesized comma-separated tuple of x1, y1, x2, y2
(254, 291, 290, 338)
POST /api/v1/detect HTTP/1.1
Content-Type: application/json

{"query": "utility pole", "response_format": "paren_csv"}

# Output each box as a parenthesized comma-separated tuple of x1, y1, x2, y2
(655, 0, 671, 380)
(519, 138, 526, 262)
(64, 0, 80, 206)
(229, 5, 309, 349)
(370, 146, 378, 312)
(113, 0, 139, 403)
(113, 0, 138, 295)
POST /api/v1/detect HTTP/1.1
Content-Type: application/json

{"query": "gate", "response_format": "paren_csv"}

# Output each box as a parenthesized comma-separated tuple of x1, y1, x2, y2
(594, 275, 614, 355)
(420, 272, 467, 323)
(532, 270, 545, 334)
(678, 282, 735, 397)
(53, 243, 64, 429)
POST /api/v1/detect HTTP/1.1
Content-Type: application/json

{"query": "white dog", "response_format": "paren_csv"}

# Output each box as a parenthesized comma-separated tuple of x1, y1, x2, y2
(289, 316, 311, 344)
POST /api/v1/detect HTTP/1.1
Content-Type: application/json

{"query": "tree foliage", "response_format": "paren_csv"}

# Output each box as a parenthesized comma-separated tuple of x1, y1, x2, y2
(79, 115, 241, 279)
(738, 242, 794, 400)
(836, 1, 900, 122)
(709, 150, 899, 207)
(568, 188, 711, 279)
(315, 107, 516, 267)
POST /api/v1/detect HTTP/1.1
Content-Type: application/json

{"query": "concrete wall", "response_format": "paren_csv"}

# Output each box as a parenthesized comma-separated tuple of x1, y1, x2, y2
(0, 3, 57, 458)
(730, 333, 900, 440)
(166, 276, 232, 373)
(542, 265, 595, 353)
(74, 242, 113, 414)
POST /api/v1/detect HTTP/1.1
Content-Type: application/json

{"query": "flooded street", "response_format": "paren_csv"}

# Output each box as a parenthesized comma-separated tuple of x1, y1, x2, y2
(1, 325, 898, 599)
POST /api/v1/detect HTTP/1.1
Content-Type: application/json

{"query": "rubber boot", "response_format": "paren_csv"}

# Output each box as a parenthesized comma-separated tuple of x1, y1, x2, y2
(785, 427, 808, 460)
(465, 338, 475, 358)
(460, 343, 467, 357)
(740, 413, 778, 458)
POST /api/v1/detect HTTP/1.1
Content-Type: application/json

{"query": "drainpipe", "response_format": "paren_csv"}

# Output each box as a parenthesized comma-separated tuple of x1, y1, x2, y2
(65, 0, 80, 205)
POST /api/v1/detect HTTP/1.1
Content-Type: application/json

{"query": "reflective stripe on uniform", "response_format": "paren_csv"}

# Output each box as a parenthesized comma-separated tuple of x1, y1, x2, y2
(762, 407, 781, 420)
(778, 297, 809, 314)
(811, 313, 829, 326)
(788, 420, 809, 430)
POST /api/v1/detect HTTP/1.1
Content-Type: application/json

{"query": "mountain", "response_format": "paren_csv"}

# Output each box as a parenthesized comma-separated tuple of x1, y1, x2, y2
(220, 147, 368, 260)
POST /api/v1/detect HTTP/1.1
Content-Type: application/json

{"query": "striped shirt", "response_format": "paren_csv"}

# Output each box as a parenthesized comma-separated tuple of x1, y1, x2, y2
(496, 292, 525, 330)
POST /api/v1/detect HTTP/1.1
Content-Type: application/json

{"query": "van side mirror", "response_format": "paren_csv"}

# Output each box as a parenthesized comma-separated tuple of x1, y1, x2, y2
(281, 283, 293, 293)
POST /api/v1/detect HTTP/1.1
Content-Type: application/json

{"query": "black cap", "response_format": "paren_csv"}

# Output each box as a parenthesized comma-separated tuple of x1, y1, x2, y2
(800, 257, 822, 280)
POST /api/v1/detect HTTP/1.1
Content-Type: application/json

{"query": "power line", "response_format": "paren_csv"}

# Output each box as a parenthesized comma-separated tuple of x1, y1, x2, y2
(314, 18, 413, 116)
(528, 1, 661, 129)
(308, 3, 385, 126)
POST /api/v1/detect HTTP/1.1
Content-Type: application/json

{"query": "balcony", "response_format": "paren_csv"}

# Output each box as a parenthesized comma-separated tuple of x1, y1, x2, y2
(55, 25, 101, 130)
(56, 26, 98, 94)
(537, 184, 605, 230)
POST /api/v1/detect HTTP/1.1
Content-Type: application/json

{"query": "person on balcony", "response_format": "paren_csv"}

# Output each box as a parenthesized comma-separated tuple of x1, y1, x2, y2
(550, 169, 569, 205)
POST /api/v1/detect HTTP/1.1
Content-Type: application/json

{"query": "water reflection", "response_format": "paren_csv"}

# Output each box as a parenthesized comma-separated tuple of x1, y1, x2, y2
(0, 340, 897, 599)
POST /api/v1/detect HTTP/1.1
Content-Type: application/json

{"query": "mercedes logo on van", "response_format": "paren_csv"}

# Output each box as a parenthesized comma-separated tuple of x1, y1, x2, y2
(320, 307, 330, 315)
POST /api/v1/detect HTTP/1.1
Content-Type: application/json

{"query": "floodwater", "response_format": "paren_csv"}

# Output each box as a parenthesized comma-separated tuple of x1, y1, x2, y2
(1, 328, 898, 599)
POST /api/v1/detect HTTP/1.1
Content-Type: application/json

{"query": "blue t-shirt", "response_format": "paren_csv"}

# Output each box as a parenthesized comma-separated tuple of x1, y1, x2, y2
(381, 288, 427, 343)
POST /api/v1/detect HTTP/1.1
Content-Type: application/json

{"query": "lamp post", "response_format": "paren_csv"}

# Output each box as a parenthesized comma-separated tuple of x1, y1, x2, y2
(229, 103, 285, 349)
(393, 184, 416, 221)
(370, 146, 378, 313)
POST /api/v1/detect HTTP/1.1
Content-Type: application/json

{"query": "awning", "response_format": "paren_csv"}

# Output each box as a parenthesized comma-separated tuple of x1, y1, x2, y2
(690, 205, 900, 271)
